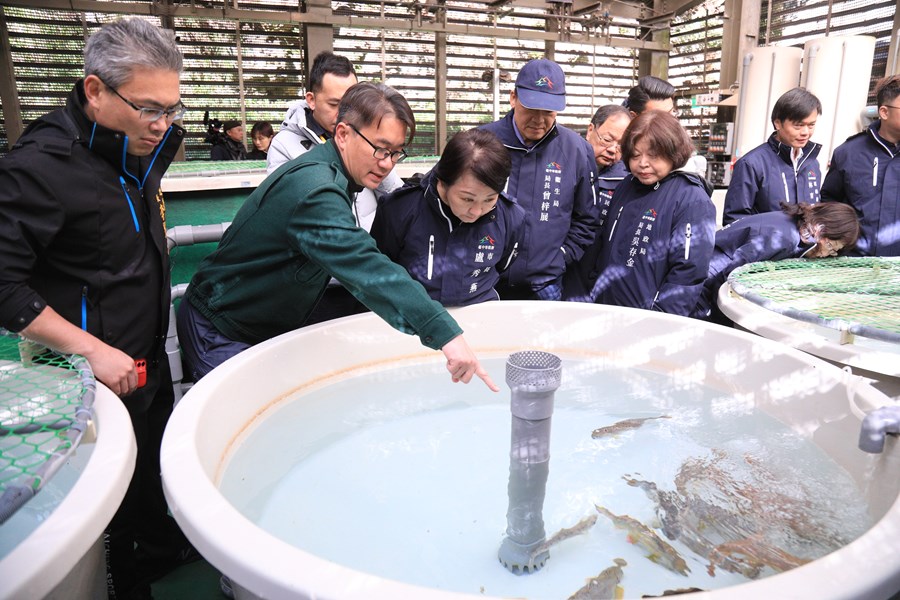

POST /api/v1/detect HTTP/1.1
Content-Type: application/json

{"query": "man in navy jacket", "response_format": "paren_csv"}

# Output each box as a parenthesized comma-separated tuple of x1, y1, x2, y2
(480, 58, 598, 300)
(723, 87, 823, 226)
(821, 75, 900, 256)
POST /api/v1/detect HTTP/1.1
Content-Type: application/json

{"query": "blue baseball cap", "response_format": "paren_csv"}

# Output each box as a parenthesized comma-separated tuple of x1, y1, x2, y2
(515, 59, 566, 112)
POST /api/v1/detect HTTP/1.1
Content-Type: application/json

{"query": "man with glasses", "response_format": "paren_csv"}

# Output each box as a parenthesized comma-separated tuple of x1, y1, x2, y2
(821, 75, 900, 256)
(479, 58, 599, 301)
(266, 51, 404, 323)
(0, 18, 193, 598)
(179, 82, 498, 392)
(563, 105, 632, 300)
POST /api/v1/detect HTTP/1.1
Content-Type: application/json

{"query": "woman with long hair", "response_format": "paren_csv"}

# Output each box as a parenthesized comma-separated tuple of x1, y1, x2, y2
(693, 201, 860, 323)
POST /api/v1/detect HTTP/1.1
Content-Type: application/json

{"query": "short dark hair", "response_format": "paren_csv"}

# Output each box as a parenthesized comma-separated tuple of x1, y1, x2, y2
(623, 76, 675, 114)
(771, 88, 822, 126)
(338, 82, 416, 144)
(591, 104, 631, 128)
(621, 110, 693, 169)
(782, 202, 859, 251)
(250, 121, 274, 138)
(434, 129, 510, 193)
(875, 75, 900, 108)
(308, 51, 356, 93)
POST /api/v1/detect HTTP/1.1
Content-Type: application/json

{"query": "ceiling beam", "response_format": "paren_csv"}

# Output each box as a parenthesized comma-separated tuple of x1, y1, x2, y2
(0, 0, 668, 50)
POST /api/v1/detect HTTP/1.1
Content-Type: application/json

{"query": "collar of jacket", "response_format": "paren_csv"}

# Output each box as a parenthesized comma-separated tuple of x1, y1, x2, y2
(66, 79, 184, 188)
(598, 159, 629, 181)
(867, 120, 900, 156)
(304, 106, 330, 141)
(766, 131, 821, 167)
(494, 110, 559, 151)
(632, 169, 713, 197)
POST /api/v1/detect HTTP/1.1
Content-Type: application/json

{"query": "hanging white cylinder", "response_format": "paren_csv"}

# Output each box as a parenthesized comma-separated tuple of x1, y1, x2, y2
(801, 35, 876, 173)
(733, 46, 802, 160)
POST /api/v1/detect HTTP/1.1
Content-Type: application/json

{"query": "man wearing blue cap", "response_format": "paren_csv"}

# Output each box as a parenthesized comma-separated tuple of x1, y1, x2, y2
(479, 58, 598, 300)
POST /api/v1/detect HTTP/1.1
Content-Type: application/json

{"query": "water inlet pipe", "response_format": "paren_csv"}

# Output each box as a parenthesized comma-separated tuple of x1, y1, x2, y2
(498, 350, 562, 574)
(859, 405, 900, 454)
(732, 51, 753, 160)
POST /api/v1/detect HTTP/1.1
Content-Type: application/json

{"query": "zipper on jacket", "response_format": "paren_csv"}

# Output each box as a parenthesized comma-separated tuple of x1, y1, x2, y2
(608, 206, 624, 242)
(81, 286, 88, 331)
(684, 223, 692, 260)
(427, 235, 434, 280)
(502, 242, 519, 270)
(119, 176, 140, 232)
(781, 172, 790, 203)
(873, 157, 879, 187)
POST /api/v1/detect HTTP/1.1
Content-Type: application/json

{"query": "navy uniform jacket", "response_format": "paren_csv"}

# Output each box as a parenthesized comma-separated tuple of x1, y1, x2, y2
(821, 120, 900, 257)
(723, 132, 821, 226)
(564, 160, 629, 301)
(371, 171, 526, 306)
(479, 112, 598, 291)
(693, 211, 807, 319)
(590, 171, 716, 316)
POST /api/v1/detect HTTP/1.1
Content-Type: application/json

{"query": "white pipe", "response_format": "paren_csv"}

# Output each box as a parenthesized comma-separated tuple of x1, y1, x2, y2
(733, 52, 753, 158)
(829, 41, 849, 158)
(805, 44, 820, 89)
(891, 30, 900, 75)
(763, 50, 777, 142)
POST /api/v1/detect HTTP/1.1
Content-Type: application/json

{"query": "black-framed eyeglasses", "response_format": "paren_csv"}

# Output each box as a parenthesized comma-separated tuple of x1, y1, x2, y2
(349, 124, 408, 164)
(884, 105, 900, 110)
(99, 77, 186, 123)
(592, 128, 621, 151)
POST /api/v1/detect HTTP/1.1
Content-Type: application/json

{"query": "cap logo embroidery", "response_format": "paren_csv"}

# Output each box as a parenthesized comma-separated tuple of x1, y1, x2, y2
(534, 76, 554, 89)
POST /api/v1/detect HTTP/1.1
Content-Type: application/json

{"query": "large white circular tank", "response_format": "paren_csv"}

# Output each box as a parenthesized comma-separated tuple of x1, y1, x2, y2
(733, 46, 802, 160)
(0, 384, 137, 599)
(801, 35, 876, 172)
(161, 302, 900, 600)
(717, 282, 900, 399)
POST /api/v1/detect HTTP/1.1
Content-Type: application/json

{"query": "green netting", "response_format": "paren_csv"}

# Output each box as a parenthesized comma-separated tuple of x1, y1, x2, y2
(727, 257, 900, 344)
(0, 331, 95, 523)
(163, 160, 268, 178)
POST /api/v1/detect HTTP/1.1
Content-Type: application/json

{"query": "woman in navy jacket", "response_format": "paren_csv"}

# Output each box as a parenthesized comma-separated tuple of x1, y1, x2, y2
(588, 110, 716, 316)
(371, 129, 526, 306)
(693, 202, 860, 323)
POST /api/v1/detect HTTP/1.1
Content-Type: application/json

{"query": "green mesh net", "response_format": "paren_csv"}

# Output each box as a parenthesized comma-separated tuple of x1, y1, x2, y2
(0, 331, 95, 523)
(727, 257, 900, 344)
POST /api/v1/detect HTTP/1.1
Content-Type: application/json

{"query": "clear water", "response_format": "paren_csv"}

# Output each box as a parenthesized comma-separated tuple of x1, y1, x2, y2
(220, 357, 873, 599)
(0, 447, 93, 559)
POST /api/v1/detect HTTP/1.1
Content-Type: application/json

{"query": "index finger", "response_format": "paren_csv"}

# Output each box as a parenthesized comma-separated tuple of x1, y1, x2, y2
(477, 366, 500, 393)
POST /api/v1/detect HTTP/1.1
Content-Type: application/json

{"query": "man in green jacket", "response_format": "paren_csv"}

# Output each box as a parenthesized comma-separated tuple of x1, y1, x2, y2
(178, 82, 497, 391)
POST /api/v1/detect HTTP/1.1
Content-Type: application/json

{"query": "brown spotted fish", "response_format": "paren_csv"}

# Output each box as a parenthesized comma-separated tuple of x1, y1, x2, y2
(707, 535, 811, 577)
(529, 514, 599, 567)
(568, 558, 627, 600)
(592, 416, 671, 439)
(595, 505, 691, 576)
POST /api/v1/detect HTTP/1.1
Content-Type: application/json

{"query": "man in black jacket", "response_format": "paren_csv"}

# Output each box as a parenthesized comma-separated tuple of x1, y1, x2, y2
(0, 18, 192, 599)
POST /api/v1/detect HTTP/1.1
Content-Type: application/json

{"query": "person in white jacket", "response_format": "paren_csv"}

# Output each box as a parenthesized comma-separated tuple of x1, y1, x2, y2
(267, 51, 402, 232)
(267, 52, 404, 324)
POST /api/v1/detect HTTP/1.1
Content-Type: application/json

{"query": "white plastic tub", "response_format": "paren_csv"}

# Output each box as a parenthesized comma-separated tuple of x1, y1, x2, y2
(0, 384, 136, 600)
(161, 302, 900, 600)
(718, 282, 900, 399)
